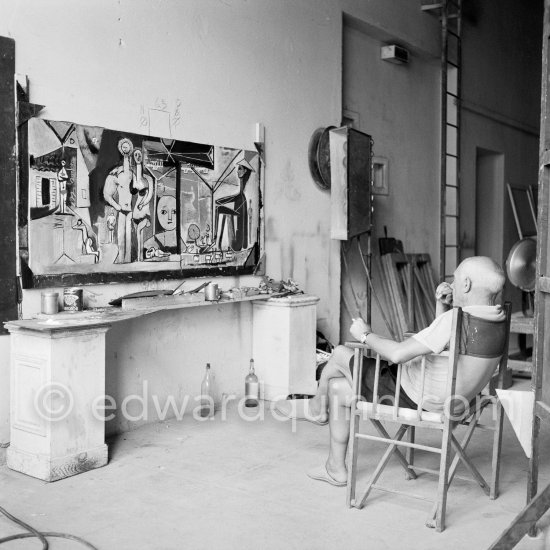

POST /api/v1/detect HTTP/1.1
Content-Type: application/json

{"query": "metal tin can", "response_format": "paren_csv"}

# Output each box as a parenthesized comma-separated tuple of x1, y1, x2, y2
(41, 292, 59, 315)
(205, 282, 219, 301)
(63, 288, 83, 312)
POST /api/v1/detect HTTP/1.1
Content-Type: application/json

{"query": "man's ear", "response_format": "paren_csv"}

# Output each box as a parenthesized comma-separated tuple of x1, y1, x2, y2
(463, 276, 472, 293)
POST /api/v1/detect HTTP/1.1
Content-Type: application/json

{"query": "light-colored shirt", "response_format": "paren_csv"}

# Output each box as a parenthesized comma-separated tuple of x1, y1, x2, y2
(400, 305, 505, 412)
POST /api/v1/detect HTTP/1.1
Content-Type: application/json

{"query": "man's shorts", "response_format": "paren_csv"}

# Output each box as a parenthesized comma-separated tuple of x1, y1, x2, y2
(349, 355, 417, 409)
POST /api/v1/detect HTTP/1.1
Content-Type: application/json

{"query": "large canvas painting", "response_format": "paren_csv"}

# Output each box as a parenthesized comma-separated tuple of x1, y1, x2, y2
(21, 118, 263, 287)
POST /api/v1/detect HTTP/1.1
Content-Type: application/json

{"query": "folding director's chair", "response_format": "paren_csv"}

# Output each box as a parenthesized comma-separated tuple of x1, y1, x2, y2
(345, 303, 512, 532)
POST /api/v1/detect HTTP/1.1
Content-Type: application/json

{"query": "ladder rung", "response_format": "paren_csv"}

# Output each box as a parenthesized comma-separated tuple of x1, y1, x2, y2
(447, 29, 461, 39)
(446, 122, 459, 129)
(446, 153, 458, 158)
(446, 91, 459, 99)
(447, 60, 460, 69)
(421, 3, 444, 11)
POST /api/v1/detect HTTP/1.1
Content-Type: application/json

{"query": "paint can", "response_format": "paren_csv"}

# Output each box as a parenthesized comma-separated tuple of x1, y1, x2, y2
(204, 283, 219, 301)
(41, 292, 59, 315)
(63, 288, 83, 312)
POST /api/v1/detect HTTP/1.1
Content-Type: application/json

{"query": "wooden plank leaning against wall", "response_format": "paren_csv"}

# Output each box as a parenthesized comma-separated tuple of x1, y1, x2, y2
(0, 36, 18, 334)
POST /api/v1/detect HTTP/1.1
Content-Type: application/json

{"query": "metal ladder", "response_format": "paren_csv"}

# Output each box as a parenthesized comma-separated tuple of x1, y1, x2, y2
(422, 1, 463, 281)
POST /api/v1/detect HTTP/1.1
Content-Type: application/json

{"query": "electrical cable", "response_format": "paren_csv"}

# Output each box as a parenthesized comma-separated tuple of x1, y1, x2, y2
(0, 504, 99, 550)
(341, 289, 359, 321)
(356, 235, 399, 341)
(0, 505, 48, 549)
(340, 245, 362, 316)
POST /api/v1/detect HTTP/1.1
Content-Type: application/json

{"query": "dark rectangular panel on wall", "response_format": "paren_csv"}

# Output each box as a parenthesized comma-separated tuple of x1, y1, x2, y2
(329, 126, 372, 240)
(0, 37, 18, 333)
(347, 128, 373, 238)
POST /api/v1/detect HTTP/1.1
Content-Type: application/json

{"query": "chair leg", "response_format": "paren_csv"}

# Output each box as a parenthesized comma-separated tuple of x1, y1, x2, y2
(427, 410, 485, 522)
(346, 406, 361, 508)
(427, 423, 453, 532)
(450, 434, 490, 496)
(407, 426, 416, 470)
(371, 420, 417, 480)
(491, 400, 504, 500)
(356, 424, 409, 509)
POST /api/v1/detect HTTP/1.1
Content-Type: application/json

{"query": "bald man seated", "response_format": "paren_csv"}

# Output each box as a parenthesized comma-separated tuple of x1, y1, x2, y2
(275, 256, 506, 486)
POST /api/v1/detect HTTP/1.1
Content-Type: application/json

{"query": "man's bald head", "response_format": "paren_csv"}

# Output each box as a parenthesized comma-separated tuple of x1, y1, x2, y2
(453, 256, 505, 306)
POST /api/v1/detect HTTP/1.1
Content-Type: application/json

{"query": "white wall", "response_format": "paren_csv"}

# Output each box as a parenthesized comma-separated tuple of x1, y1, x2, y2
(4, 0, 344, 339)
(0, 0, 344, 439)
(340, 16, 441, 339)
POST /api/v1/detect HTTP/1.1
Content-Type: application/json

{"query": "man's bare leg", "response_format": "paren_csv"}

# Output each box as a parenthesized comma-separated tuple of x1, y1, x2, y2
(307, 345, 354, 420)
(275, 345, 354, 423)
(325, 377, 354, 482)
(306, 376, 354, 484)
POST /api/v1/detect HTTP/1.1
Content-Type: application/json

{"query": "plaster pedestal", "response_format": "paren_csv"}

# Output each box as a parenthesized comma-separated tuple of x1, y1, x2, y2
(252, 294, 319, 400)
(5, 324, 110, 481)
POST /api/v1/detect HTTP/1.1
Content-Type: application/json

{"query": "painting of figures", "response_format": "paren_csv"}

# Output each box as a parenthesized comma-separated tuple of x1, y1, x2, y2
(23, 118, 263, 286)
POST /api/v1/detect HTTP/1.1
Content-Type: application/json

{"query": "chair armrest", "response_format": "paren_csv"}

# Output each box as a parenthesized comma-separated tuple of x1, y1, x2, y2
(344, 341, 369, 349)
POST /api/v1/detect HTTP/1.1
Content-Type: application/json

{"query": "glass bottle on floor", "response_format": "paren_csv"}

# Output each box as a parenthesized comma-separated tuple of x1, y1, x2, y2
(200, 363, 214, 418)
(245, 358, 259, 407)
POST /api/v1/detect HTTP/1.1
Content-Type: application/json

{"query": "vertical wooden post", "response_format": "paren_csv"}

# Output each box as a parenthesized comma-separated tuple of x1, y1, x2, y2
(0, 36, 18, 333)
(528, 0, 550, 537)
(489, 2, 550, 546)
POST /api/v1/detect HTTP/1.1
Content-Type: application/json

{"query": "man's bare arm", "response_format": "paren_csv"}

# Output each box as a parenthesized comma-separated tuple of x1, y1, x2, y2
(363, 333, 432, 365)
(350, 318, 432, 364)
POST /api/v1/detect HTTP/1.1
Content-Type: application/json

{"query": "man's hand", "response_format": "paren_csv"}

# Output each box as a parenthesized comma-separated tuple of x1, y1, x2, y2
(350, 317, 372, 342)
(435, 282, 453, 306)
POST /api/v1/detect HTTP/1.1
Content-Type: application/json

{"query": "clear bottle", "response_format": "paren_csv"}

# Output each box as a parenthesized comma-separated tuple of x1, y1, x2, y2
(200, 363, 214, 418)
(245, 358, 259, 407)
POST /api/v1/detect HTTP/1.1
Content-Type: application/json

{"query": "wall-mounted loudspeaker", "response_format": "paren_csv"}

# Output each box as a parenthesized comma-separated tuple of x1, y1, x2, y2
(380, 44, 410, 64)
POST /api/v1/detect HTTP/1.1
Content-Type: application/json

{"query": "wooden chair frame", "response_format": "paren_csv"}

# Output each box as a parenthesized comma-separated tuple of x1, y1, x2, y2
(345, 303, 512, 532)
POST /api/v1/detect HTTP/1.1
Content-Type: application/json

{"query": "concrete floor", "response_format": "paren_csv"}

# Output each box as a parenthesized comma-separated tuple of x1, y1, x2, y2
(0, 393, 549, 549)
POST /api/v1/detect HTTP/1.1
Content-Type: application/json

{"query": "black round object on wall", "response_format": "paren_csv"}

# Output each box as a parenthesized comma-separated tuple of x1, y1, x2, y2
(308, 126, 335, 190)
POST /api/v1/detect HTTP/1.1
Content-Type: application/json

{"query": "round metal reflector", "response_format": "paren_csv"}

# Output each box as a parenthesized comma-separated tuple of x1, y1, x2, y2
(308, 126, 335, 190)
(506, 237, 537, 292)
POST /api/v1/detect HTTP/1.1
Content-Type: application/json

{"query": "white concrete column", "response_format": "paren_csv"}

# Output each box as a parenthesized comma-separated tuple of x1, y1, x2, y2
(6, 324, 110, 481)
(252, 294, 319, 400)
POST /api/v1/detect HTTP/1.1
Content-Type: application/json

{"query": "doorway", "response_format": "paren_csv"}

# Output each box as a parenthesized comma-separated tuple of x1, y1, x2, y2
(475, 147, 505, 262)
